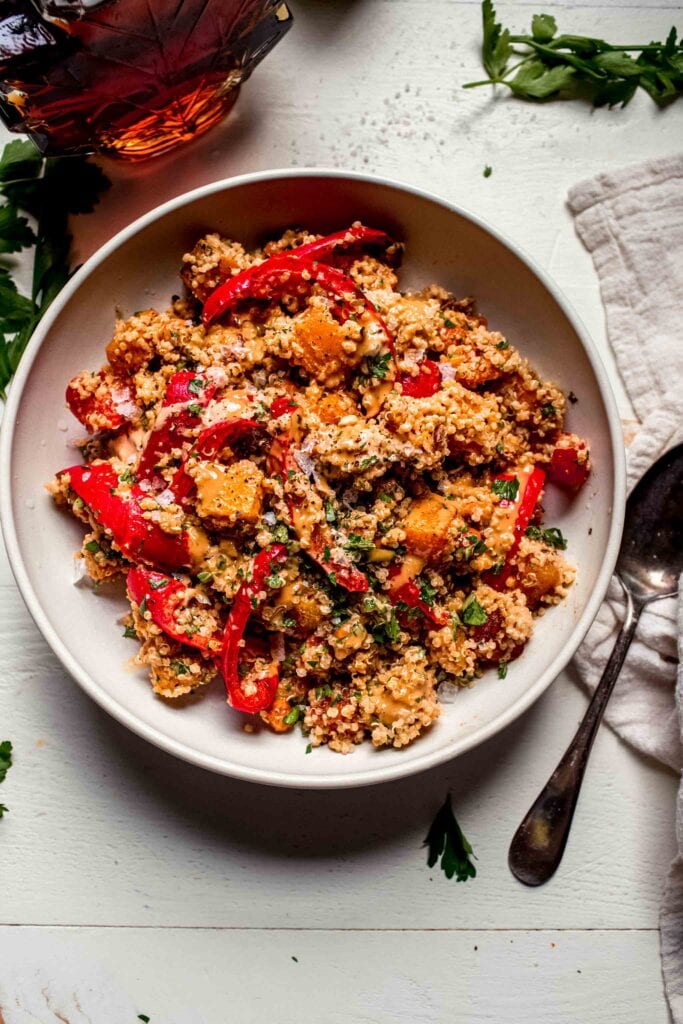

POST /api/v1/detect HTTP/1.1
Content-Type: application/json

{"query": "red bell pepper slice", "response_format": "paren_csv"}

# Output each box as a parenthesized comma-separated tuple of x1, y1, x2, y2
(268, 435, 369, 593)
(220, 544, 288, 713)
(270, 395, 299, 418)
(396, 359, 442, 398)
(66, 370, 138, 434)
(127, 567, 222, 654)
(387, 565, 447, 628)
(282, 225, 395, 264)
(137, 371, 218, 484)
(65, 462, 201, 571)
(484, 464, 546, 590)
(548, 435, 591, 490)
(169, 417, 266, 504)
(202, 256, 396, 360)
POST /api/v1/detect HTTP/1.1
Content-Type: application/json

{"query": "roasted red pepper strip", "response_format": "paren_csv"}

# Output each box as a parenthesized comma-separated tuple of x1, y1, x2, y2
(65, 462, 203, 571)
(281, 225, 395, 264)
(548, 435, 591, 490)
(127, 567, 221, 653)
(270, 395, 299, 418)
(268, 435, 369, 593)
(137, 371, 218, 483)
(170, 417, 265, 504)
(397, 359, 442, 398)
(387, 565, 447, 627)
(484, 465, 546, 590)
(220, 544, 288, 713)
(202, 256, 396, 360)
(66, 370, 137, 434)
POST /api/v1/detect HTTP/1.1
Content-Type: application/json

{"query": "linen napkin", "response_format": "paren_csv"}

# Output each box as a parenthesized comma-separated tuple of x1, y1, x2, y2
(567, 154, 683, 1021)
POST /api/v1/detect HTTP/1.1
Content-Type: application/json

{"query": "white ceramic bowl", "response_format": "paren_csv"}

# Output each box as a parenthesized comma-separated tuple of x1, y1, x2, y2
(0, 169, 625, 789)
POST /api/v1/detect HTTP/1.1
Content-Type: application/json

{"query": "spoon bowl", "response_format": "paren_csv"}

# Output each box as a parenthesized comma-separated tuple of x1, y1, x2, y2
(618, 445, 683, 601)
(509, 443, 683, 886)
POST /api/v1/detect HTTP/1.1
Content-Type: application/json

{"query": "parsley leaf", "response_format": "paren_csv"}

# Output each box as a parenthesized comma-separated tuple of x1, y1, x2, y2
(464, 2, 683, 108)
(491, 476, 519, 502)
(424, 795, 477, 882)
(365, 351, 392, 380)
(525, 525, 567, 550)
(481, 0, 512, 80)
(418, 577, 437, 607)
(462, 594, 488, 626)
(344, 533, 374, 552)
(483, 165, 492, 178)
(0, 141, 110, 397)
(0, 740, 13, 818)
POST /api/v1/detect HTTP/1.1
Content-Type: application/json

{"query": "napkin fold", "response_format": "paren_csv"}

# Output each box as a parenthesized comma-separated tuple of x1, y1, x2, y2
(567, 154, 683, 1022)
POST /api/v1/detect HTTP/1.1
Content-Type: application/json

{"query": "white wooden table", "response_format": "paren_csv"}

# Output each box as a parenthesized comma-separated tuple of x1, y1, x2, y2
(1, 2, 682, 1021)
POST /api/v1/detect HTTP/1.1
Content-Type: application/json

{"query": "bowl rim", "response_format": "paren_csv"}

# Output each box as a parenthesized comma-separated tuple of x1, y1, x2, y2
(0, 166, 626, 789)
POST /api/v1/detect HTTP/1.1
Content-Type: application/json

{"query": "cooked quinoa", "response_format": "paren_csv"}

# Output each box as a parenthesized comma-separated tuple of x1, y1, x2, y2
(49, 223, 588, 754)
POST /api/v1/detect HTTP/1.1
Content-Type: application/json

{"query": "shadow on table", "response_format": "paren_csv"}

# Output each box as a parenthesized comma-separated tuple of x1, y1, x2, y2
(87, 686, 551, 861)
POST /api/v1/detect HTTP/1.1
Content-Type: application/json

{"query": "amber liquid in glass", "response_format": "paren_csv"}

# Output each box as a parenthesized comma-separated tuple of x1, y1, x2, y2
(0, 0, 291, 159)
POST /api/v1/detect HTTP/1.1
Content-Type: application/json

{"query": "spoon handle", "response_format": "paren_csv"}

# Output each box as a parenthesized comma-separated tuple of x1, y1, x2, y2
(508, 583, 643, 886)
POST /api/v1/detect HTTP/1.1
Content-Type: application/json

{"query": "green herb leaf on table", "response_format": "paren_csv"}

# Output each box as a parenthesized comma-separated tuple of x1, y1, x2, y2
(424, 795, 477, 882)
(0, 139, 110, 398)
(0, 739, 13, 818)
(464, 1, 683, 108)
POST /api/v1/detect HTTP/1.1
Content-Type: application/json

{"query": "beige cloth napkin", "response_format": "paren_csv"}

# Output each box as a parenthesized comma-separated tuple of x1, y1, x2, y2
(567, 154, 683, 1022)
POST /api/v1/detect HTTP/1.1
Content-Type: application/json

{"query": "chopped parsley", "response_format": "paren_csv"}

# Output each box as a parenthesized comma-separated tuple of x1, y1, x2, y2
(284, 706, 301, 726)
(483, 165, 493, 177)
(305, 743, 313, 754)
(345, 533, 374, 552)
(497, 660, 508, 679)
(138, 596, 148, 616)
(84, 539, 100, 554)
(424, 795, 477, 882)
(541, 402, 557, 419)
(265, 573, 285, 589)
(462, 594, 488, 626)
(0, 740, 13, 819)
(187, 377, 205, 395)
(372, 610, 401, 644)
(496, 339, 509, 350)
(378, 492, 393, 504)
(187, 402, 203, 416)
(418, 577, 437, 607)
(271, 522, 289, 544)
(324, 500, 336, 524)
(365, 351, 392, 380)
(525, 525, 567, 550)
(360, 455, 378, 471)
(118, 468, 136, 484)
(149, 577, 169, 590)
(451, 611, 462, 637)
(323, 545, 331, 562)
(171, 660, 190, 675)
(197, 571, 214, 583)
(491, 476, 519, 501)
(138, 1016, 151, 1023)
(123, 625, 138, 640)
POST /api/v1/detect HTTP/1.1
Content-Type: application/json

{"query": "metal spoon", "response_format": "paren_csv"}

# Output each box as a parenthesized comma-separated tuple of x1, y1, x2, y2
(509, 443, 683, 887)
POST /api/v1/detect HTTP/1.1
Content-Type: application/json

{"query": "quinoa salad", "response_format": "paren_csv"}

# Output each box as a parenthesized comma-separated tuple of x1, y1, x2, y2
(49, 223, 591, 754)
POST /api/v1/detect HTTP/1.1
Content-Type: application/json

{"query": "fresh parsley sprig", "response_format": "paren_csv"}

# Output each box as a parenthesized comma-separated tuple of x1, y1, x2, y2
(424, 794, 477, 882)
(0, 139, 110, 398)
(465, 0, 683, 107)
(0, 739, 13, 818)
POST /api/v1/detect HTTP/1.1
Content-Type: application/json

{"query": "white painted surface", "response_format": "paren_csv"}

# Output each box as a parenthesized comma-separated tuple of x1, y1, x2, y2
(0, 0, 681, 1020)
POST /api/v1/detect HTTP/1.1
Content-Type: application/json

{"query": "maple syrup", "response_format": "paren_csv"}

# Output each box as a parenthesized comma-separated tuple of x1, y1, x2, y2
(0, 0, 292, 160)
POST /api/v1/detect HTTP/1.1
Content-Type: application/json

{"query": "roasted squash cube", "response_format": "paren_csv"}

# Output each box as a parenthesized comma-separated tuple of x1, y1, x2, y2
(403, 492, 456, 562)
(293, 308, 351, 382)
(194, 459, 264, 525)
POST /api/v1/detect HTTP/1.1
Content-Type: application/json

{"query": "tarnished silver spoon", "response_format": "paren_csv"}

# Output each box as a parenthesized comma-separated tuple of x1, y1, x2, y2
(509, 443, 683, 887)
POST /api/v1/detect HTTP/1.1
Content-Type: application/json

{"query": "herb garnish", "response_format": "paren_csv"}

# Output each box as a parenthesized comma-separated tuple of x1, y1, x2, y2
(0, 740, 13, 818)
(483, 165, 493, 178)
(365, 351, 392, 380)
(424, 795, 477, 882)
(491, 476, 519, 502)
(465, 0, 683, 108)
(462, 594, 488, 626)
(344, 533, 374, 552)
(525, 525, 567, 550)
(0, 140, 110, 397)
